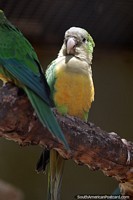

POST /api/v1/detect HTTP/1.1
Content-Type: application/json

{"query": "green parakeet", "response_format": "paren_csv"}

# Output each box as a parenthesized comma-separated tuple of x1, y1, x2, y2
(37, 27, 95, 200)
(0, 10, 69, 149)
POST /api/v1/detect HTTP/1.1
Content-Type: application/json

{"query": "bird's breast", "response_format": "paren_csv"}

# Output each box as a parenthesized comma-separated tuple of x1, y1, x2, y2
(55, 56, 92, 75)
(54, 56, 94, 119)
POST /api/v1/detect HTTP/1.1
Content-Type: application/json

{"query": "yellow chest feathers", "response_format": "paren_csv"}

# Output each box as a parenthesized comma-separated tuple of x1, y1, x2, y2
(54, 57, 94, 119)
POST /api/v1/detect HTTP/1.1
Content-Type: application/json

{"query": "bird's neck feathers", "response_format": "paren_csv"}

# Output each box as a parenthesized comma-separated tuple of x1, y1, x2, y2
(58, 44, 93, 65)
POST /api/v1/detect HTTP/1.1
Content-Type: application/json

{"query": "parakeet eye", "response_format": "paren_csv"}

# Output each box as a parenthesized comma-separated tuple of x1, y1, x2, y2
(82, 38, 87, 43)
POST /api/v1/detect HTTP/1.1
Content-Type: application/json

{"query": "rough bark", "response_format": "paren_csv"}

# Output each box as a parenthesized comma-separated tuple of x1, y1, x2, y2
(0, 84, 133, 197)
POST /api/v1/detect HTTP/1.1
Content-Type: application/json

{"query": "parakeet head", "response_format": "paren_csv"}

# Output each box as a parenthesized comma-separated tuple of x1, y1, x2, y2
(58, 27, 95, 63)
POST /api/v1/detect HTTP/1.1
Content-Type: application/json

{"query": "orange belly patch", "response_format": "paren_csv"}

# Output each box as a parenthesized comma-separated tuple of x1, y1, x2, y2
(54, 70, 94, 119)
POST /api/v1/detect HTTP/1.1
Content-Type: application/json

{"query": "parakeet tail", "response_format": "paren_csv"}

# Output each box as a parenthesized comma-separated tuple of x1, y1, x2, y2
(24, 87, 69, 149)
(36, 150, 50, 172)
(47, 150, 64, 200)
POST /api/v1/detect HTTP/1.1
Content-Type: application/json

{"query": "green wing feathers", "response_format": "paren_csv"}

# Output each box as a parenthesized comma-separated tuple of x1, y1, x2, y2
(0, 58, 51, 105)
(24, 87, 69, 149)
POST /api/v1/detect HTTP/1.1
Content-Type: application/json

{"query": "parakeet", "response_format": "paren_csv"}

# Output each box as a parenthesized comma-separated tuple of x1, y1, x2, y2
(47, 27, 95, 121)
(37, 27, 95, 200)
(0, 10, 69, 149)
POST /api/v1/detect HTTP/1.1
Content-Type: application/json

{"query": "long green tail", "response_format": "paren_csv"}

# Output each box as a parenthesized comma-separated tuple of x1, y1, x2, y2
(48, 150, 65, 200)
(24, 87, 69, 150)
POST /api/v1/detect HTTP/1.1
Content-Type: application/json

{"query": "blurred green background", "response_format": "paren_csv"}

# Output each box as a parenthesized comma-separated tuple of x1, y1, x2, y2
(0, 1, 133, 199)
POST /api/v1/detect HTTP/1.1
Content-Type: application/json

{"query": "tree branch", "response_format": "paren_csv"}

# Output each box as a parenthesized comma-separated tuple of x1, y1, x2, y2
(0, 84, 133, 197)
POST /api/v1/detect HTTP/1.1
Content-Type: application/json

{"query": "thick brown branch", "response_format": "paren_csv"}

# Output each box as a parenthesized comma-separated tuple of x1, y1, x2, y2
(0, 84, 133, 197)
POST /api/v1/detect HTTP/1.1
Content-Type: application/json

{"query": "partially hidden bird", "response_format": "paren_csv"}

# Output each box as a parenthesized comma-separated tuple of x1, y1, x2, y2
(0, 10, 69, 149)
(36, 27, 95, 200)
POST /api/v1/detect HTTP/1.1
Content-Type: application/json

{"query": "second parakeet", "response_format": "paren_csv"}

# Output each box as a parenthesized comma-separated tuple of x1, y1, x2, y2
(0, 10, 68, 149)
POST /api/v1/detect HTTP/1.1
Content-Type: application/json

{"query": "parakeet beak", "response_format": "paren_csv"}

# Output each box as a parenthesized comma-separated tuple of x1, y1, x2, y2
(66, 37, 76, 55)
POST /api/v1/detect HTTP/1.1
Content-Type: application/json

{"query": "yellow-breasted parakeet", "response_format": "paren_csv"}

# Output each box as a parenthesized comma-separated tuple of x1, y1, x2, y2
(37, 27, 95, 200)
